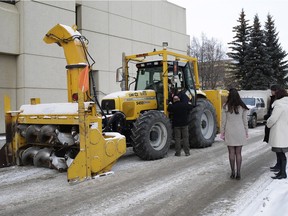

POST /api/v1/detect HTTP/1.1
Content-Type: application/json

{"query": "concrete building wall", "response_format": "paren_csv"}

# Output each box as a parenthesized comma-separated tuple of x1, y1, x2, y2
(0, 0, 189, 133)
(0, 2, 19, 134)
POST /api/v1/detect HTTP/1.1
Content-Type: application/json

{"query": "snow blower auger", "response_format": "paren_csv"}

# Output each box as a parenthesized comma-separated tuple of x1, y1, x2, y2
(2, 24, 126, 183)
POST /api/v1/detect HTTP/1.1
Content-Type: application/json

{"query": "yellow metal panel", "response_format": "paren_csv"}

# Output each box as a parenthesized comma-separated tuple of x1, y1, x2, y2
(30, 98, 40, 105)
(85, 128, 126, 177)
(122, 101, 135, 118)
(43, 24, 87, 65)
(66, 67, 90, 102)
(204, 90, 228, 131)
(17, 115, 80, 125)
(4, 96, 11, 112)
(110, 91, 157, 120)
(88, 127, 103, 173)
(67, 150, 88, 182)
(116, 138, 126, 155)
(162, 51, 168, 116)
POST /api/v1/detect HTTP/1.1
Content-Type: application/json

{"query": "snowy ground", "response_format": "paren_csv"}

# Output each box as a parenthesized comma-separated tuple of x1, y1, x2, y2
(236, 179, 288, 216)
(0, 126, 287, 216)
(217, 126, 288, 216)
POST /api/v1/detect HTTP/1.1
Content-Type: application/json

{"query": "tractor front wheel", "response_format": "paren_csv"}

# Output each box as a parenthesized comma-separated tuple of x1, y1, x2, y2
(131, 110, 172, 160)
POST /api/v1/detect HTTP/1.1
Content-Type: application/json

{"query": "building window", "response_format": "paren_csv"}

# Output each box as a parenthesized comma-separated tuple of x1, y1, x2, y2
(76, 4, 82, 29)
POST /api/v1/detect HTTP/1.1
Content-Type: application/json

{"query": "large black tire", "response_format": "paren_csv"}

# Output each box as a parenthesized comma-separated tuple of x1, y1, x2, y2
(189, 98, 217, 148)
(131, 110, 172, 160)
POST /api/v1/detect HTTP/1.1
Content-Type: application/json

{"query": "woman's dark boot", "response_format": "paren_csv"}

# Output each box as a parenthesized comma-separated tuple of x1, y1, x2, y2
(272, 154, 287, 179)
(270, 153, 281, 171)
(272, 173, 287, 179)
(274, 171, 282, 177)
(230, 171, 235, 179)
(235, 172, 241, 180)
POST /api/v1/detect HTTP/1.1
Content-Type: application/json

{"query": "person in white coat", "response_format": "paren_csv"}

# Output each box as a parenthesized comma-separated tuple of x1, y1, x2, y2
(220, 88, 249, 180)
(267, 88, 288, 179)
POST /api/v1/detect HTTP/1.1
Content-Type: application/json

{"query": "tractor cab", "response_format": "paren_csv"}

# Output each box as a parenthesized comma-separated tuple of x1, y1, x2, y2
(134, 60, 196, 110)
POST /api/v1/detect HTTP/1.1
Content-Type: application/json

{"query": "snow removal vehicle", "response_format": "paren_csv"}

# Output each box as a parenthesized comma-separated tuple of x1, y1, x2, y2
(1, 24, 126, 183)
(1, 24, 227, 180)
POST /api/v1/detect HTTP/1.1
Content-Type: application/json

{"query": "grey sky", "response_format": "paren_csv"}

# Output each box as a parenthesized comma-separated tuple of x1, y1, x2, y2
(169, 0, 288, 54)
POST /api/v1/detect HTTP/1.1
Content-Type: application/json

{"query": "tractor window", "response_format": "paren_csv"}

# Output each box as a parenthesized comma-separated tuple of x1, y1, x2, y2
(168, 67, 181, 88)
(167, 62, 196, 105)
(135, 66, 162, 90)
(183, 63, 195, 91)
(179, 63, 197, 105)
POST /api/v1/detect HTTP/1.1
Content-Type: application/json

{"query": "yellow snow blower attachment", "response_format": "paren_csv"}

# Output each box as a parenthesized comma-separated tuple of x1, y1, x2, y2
(2, 24, 126, 183)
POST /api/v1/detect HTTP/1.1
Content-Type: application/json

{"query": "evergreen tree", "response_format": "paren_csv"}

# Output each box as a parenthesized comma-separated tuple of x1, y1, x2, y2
(227, 9, 251, 89)
(245, 14, 271, 90)
(264, 14, 288, 87)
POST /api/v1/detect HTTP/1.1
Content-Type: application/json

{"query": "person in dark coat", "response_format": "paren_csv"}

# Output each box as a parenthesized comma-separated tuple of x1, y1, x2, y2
(168, 95, 193, 156)
(177, 89, 190, 104)
(263, 84, 281, 171)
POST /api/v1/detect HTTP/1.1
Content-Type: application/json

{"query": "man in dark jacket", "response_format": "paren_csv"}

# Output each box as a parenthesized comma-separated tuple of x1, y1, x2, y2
(168, 95, 193, 156)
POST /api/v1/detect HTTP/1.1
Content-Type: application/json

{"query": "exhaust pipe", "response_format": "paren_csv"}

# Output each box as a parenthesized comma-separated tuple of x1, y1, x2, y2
(26, 125, 41, 143)
(38, 125, 57, 144)
(21, 146, 40, 165)
(33, 148, 53, 168)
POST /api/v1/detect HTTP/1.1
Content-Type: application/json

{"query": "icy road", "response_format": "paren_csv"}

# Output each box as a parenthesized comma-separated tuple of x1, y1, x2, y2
(0, 126, 284, 216)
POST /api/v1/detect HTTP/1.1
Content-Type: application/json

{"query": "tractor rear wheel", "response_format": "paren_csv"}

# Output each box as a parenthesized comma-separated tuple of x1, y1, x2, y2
(189, 98, 217, 148)
(131, 110, 172, 160)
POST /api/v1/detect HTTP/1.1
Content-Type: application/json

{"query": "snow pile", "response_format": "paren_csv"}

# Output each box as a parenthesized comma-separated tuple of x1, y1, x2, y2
(19, 102, 94, 115)
(236, 179, 288, 216)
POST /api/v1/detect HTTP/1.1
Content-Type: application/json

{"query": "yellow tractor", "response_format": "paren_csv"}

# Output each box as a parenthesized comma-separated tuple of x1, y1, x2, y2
(101, 47, 227, 160)
(1, 24, 126, 183)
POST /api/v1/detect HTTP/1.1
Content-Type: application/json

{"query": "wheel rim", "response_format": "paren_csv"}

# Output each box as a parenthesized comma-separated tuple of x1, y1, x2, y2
(200, 109, 215, 139)
(149, 122, 168, 150)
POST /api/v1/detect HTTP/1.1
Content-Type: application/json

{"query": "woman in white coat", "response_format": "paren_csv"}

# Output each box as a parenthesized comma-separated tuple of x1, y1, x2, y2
(221, 88, 249, 180)
(267, 88, 288, 179)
